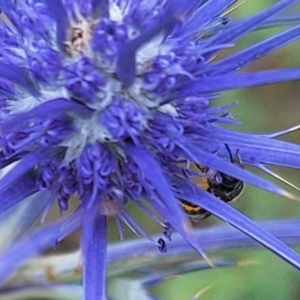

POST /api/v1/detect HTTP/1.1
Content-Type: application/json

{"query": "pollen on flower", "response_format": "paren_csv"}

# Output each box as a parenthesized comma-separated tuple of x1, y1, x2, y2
(65, 7, 99, 56)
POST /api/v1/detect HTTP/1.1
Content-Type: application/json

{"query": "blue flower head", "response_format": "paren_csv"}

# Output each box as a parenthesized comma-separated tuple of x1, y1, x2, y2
(1, 0, 300, 299)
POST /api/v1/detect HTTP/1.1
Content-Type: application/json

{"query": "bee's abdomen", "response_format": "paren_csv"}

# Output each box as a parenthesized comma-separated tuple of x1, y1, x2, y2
(209, 178, 244, 202)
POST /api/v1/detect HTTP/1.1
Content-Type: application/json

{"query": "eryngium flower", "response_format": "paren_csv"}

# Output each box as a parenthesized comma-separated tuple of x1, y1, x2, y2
(2, 0, 300, 298)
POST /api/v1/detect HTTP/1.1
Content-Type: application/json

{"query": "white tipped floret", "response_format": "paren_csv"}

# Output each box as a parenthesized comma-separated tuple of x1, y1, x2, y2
(62, 115, 115, 164)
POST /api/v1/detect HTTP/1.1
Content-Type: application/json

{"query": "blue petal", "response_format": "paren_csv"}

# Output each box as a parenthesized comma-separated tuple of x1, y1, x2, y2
(0, 0, 22, 33)
(0, 153, 19, 170)
(192, 219, 300, 252)
(0, 191, 51, 249)
(0, 0, 14, 13)
(0, 148, 59, 193)
(0, 210, 82, 285)
(91, 0, 108, 17)
(43, 0, 69, 51)
(261, 15, 300, 28)
(125, 147, 192, 245)
(2, 98, 92, 132)
(126, 145, 187, 229)
(126, 145, 210, 262)
(0, 170, 38, 214)
(199, 127, 300, 168)
(208, 24, 300, 75)
(116, 43, 136, 86)
(0, 62, 39, 96)
(172, 69, 300, 99)
(82, 208, 107, 300)
(205, 0, 299, 47)
(176, 178, 300, 270)
(180, 0, 236, 39)
(116, 0, 183, 86)
(206, 15, 300, 37)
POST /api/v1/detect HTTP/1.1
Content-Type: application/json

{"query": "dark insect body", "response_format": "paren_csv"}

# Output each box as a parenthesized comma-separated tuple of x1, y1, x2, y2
(180, 146, 244, 222)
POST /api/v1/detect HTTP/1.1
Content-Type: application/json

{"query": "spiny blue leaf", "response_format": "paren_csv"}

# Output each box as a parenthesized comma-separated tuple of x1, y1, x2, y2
(199, 126, 300, 168)
(171, 68, 300, 99)
(0, 62, 39, 96)
(0, 191, 51, 249)
(208, 24, 300, 75)
(205, 0, 299, 47)
(126, 145, 210, 263)
(0, 148, 59, 193)
(2, 98, 92, 133)
(91, 0, 109, 17)
(0, 210, 82, 285)
(43, 0, 69, 51)
(82, 210, 107, 300)
(0, 170, 38, 214)
(181, 0, 236, 38)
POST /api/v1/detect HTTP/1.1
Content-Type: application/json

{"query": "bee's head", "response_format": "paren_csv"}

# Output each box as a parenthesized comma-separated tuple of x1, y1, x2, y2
(212, 144, 243, 186)
(225, 143, 243, 167)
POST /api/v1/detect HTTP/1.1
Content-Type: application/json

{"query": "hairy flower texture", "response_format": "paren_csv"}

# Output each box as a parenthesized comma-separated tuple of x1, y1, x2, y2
(2, 0, 300, 299)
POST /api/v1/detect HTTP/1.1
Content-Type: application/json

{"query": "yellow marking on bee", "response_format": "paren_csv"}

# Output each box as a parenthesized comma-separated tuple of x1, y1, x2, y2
(191, 163, 210, 190)
(179, 201, 202, 213)
(197, 177, 210, 190)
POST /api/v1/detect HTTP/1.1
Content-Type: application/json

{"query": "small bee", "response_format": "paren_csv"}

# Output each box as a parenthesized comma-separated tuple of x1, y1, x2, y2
(180, 145, 244, 222)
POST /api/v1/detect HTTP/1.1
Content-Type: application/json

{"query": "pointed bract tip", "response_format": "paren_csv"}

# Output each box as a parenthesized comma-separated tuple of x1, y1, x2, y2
(192, 284, 215, 300)
(201, 252, 215, 269)
(281, 190, 300, 202)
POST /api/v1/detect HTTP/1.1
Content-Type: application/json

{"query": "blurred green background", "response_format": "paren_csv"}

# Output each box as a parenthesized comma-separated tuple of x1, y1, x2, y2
(50, 1, 300, 299)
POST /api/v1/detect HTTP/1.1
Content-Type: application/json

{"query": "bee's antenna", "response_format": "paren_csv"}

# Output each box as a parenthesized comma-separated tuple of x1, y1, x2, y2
(224, 144, 234, 162)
